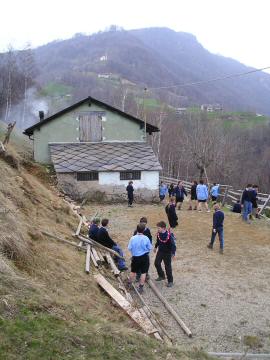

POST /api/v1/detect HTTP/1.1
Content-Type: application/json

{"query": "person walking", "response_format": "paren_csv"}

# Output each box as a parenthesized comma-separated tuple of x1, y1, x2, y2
(97, 219, 128, 271)
(154, 221, 176, 287)
(196, 180, 210, 212)
(128, 223, 152, 293)
(173, 181, 187, 210)
(159, 181, 168, 202)
(126, 181, 134, 207)
(165, 197, 178, 228)
(241, 184, 254, 223)
(188, 180, 198, 210)
(210, 183, 220, 202)
(207, 203, 225, 254)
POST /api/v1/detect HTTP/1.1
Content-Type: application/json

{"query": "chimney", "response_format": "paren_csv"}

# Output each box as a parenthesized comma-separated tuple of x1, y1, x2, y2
(39, 111, 45, 121)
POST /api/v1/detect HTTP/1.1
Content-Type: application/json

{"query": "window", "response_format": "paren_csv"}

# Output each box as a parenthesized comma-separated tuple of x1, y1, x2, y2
(77, 172, 99, 181)
(120, 171, 141, 180)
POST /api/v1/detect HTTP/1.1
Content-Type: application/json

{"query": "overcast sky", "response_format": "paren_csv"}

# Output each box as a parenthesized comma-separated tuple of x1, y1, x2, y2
(1, 0, 270, 71)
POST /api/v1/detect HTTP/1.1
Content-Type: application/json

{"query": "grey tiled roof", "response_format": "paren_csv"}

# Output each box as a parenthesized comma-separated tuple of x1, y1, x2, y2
(49, 142, 162, 173)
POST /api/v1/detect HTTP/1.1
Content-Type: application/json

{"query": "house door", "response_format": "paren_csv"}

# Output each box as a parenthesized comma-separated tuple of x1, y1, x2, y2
(79, 113, 102, 142)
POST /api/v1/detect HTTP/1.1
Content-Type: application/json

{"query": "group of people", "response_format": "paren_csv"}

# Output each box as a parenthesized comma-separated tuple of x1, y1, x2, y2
(88, 216, 176, 293)
(232, 184, 259, 222)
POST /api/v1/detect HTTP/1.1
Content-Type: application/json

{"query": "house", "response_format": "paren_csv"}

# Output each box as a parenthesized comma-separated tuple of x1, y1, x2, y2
(201, 104, 223, 112)
(23, 96, 161, 201)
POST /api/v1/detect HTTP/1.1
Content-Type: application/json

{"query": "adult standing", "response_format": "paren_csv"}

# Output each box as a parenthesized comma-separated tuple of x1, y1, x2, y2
(241, 184, 254, 223)
(251, 185, 259, 219)
(173, 181, 187, 210)
(207, 203, 225, 254)
(165, 197, 178, 228)
(196, 180, 210, 212)
(128, 223, 152, 293)
(188, 180, 198, 210)
(126, 181, 134, 207)
(159, 181, 168, 201)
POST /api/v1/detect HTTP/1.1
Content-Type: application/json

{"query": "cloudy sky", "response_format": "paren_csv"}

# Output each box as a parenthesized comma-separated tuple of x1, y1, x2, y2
(1, 0, 270, 70)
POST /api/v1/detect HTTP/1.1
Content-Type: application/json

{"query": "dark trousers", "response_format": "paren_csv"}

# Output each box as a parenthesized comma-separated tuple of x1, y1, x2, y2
(128, 195, 133, 206)
(210, 227, 224, 249)
(154, 250, 173, 283)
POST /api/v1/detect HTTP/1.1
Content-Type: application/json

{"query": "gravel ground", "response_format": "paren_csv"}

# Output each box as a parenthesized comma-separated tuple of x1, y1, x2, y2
(83, 202, 270, 353)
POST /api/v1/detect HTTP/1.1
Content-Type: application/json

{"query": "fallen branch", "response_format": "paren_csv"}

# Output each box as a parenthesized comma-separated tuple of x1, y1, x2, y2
(42, 231, 86, 251)
(147, 278, 192, 337)
(85, 244, 91, 274)
(90, 250, 99, 268)
(75, 217, 83, 236)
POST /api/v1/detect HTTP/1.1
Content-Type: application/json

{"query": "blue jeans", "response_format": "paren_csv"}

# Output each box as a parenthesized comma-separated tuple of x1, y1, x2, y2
(112, 245, 126, 270)
(210, 227, 224, 249)
(243, 201, 252, 221)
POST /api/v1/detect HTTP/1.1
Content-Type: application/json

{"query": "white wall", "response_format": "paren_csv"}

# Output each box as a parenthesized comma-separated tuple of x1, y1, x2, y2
(99, 171, 159, 190)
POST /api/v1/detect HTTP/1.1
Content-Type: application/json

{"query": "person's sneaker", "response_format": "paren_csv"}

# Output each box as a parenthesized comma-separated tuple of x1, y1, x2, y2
(119, 266, 128, 272)
(146, 273, 150, 280)
(207, 210, 211, 213)
(219, 248, 224, 254)
(135, 276, 140, 282)
(188, 206, 192, 210)
(155, 276, 165, 281)
(167, 282, 173, 287)
(207, 243, 213, 249)
(137, 285, 144, 294)
(194, 207, 197, 210)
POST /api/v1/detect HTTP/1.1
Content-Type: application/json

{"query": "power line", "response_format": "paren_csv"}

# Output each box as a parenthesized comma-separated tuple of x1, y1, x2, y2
(147, 66, 270, 91)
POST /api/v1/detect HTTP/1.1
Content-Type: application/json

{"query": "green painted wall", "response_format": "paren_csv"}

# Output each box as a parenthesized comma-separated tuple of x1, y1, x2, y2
(33, 102, 145, 163)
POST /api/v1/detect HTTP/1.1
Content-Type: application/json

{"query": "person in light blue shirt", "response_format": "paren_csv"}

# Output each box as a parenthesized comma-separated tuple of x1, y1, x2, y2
(210, 183, 220, 201)
(128, 223, 152, 293)
(159, 181, 168, 201)
(196, 179, 210, 212)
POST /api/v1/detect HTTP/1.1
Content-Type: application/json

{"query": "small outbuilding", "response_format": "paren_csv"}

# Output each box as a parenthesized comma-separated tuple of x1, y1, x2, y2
(24, 96, 162, 201)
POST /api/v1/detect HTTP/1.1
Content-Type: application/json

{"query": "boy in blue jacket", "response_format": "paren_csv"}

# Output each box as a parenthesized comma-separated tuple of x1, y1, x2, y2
(154, 221, 176, 287)
(207, 203, 224, 254)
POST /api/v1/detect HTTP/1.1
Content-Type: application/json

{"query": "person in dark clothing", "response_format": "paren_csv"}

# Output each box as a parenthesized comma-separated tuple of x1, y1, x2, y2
(154, 221, 176, 287)
(88, 218, 100, 241)
(232, 200, 242, 214)
(126, 181, 134, 207)
(207, 203, 224, 254)
(165, 197, 178, 228)
(241, 184, 254, 222)
(251, 185, 259, 219)
(188, 180, 198, 210)
(173, 181, 187, 210)
(97, 219, 128, 270)
(133, 217, 152, 243)
(168, 183, 174, 198)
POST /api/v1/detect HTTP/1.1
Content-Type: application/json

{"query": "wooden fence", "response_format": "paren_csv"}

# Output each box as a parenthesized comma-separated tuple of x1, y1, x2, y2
(160, 176, 270, 217)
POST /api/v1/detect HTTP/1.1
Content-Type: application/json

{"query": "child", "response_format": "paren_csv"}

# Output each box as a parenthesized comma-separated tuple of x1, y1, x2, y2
(88, 218, 100, 241)
(210, 183, 220, 202)
(154, 221, 176, 287)
(159, 181, 168, 201)
(207, 203, 224, 254)
(168, 183, 174, 198)
(165, 197, 178, 228)
(126, 181, 134, 207)
(196, 180, 210, 212)
(173, 181, 187, 210)
(188, 180, 198, 210)
(128, 223, 152, 293)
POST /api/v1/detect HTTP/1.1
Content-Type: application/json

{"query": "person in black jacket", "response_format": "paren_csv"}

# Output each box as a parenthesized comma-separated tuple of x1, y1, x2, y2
(97, 219, 128, 271)
(88, 218, 100, 241)
(165, 197, 178, 228)
(207, 203, 224, 254)
(173, 181, 187, 210)
(168, 183, 174, 198)
(126, 181, 134, 207)
(241, 184, 254, 222)
(188, 180, 198, 210)
(154, 221, 176, 287)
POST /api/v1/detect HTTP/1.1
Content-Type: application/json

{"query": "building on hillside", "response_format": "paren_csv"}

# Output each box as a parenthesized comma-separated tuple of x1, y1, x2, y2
(201, 103, 223, 112)
(23, 96, 161, 201)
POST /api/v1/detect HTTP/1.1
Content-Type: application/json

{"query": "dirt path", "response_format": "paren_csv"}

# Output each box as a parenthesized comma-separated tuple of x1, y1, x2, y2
(83, 202, 270, 353)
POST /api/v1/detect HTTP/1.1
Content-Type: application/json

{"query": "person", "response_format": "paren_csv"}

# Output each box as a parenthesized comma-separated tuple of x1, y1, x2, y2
(196, 180, 210, 212)
(165, 197, 178, 228)
(97, 219, 128, 271)
(88, 218, 100, 241)
(173, 181, 187, 210)
(232, 200, 242, 214)
(241, 184, 254, 223)
(251, 185, 259, 219)
(188, 180, 198, 210)
(210, 183, 220, 202)
(159, 181, 168, 201)
(207, 203, 225, 254)
(126, 181, 134, 207)
(168, 183, 174, 198)
(154, 221, 176, 287)
(128, 223, 152, 293)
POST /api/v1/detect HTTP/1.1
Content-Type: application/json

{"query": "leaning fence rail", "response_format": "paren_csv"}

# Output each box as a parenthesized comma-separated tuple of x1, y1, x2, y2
(160, 176, 270, 216)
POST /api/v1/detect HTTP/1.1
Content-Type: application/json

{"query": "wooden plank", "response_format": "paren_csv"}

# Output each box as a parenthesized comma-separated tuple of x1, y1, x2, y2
(0, 141, 5, 152)
(147, 279, 192, 337)
(105, 253, 120, 276)
(77, 234, 125, 260)
(85, 245, 91, 274)
(258, 195, 270, 215)
(227, 194, 238, 201)
(75, 217, 83, 236)
(42, 231, 86, 251)
(96, 250, 105, 262)
(91, 248, 102, 264)
(94, 274, 159, 335)
(90, 250, 99, 268)
(221, 186, 229, 207)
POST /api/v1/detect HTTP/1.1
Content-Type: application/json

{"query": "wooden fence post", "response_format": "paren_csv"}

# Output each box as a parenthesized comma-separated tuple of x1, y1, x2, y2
(222, 186, 229, 207)
(258, 195, 270, 216)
